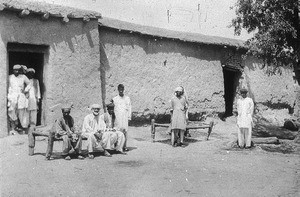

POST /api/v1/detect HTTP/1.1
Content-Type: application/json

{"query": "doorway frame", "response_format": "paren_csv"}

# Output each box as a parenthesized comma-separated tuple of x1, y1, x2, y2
(222, 66, 242, 117)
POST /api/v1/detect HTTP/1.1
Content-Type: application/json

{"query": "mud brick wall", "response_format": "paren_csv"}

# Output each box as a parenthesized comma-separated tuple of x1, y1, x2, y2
(99, 27, 297, 124)
(0, 11, 100, 136)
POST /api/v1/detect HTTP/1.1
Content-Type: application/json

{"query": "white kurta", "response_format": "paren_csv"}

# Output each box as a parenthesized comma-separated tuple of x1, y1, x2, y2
(237, 97, 254, 128)
(82, 114, 106, 152)
(82, 114, 105, 133)
(82, 113, 124, 152)
(237, 97, 254, 147)
(8, 74, 30, 109)
(113, 95, 132, 131)
(8, 74, 30, 126)
(170, 95, 188, 130)
(26, 79, 41, 110)
(24, 79, 41, 125)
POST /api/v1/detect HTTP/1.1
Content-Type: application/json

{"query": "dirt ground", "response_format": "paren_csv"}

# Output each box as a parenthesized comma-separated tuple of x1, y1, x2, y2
(1, 117, 300, 197)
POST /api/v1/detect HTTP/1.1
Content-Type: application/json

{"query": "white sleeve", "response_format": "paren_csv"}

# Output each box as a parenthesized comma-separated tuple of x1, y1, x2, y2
(127, 97, 132, 120)
(82, 115, 94, 133)
(99, 114, 107, 130)
(249, 99, 254, 116)
(36, 80, 41, 99)
(237, 99, 241, 115)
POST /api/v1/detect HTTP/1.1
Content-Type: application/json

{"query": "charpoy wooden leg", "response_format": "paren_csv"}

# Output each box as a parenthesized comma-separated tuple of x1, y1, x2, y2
(206, 121, 214, 141)
(151, 119, 155, 142)
(171, 130, 175, 146)
(28, 125, 35, 156)
(45, 130, 55, 159)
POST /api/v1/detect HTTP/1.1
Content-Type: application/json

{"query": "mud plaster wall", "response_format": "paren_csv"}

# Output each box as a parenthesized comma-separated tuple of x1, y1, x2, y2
(100, 28, 297, 124)
(242, 57, 296, 113)
(0, 11, 100, 137)
(99, 28, 225, 123)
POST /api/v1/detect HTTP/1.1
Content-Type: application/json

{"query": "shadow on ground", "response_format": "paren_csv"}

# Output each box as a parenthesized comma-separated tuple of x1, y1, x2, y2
(33, 147, 138, 160)
(222, 139, 300, 154)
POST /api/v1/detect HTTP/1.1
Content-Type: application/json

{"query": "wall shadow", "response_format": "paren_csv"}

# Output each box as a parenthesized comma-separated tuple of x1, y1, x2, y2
(99, 41, 110, 110)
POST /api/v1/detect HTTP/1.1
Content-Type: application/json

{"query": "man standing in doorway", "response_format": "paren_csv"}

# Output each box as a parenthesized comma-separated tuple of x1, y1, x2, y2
(236, 88, 254, 148)
(112, 84, 132, 151)
(25, 68, 41, 127)
(7, 64, 30, 133)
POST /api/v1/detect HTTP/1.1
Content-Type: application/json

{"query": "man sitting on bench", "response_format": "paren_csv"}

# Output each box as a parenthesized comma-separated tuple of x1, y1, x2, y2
(53, 104, 84, 160)
(82, 104, 113, 159)
(101, 103, 126, 154)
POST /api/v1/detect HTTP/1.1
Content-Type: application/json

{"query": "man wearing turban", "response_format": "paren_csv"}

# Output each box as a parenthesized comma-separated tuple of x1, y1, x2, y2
(8, 64, 30, 133)
(236, 88, 254, 148)
(170, 86, 188, 147)
(50, 104, 84, 160)
(82, 104, 114, 159)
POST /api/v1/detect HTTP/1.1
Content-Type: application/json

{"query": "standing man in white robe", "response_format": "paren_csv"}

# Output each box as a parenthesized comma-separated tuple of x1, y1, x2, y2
(112, 84, 132, 151)
(236, 88, 254, 148)
(170, 87, 188, 147)
(25, 68, 41, 127)
(7, 64, 30, 133)
(81, 104, 113, 159)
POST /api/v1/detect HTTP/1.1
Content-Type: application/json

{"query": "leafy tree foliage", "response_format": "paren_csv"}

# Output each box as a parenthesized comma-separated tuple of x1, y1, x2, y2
(232, 0, 299, 75)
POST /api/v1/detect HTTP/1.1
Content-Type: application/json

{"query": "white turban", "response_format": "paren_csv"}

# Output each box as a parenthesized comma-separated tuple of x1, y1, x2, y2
(22, 65, 27, 71)
(90, 104, 101, 109)
(13, 64, 21, 69)
(174, 86, 183, 92)
(27, 68, 35, 73)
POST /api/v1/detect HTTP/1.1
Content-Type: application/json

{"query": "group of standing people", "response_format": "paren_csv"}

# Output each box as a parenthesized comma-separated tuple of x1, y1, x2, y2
(8, 64, 41, 134)
(49, 84, 132, 160)
(169, 86, 254, 149)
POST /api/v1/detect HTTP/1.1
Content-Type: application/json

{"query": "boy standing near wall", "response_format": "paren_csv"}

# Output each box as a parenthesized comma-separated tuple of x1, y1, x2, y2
(112, 84, 132, 151)
(236, 88, 254, 148)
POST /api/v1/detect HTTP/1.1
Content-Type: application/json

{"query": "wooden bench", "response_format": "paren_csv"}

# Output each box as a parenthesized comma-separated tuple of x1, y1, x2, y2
(28, 125, 87, 159)
(150, 119, 214, 144)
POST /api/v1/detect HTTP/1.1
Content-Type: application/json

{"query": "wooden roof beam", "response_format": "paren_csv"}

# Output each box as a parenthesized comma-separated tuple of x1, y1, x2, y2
(62, 15, 69, 23)
(83, 16, 90, 22)
(18, 9, 30, 18)
(41, 12, 50, 20)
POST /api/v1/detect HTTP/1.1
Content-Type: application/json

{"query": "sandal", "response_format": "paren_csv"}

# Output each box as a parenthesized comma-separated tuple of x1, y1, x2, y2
(123, 148, 129, 152)
(64, 156, 71, 160)
(45, 156, 54, 161)
(104, 150, 112, 157)
(88, 154, 94, 159)
(78, 155, 84, 160)
(179, 142, 187, 147)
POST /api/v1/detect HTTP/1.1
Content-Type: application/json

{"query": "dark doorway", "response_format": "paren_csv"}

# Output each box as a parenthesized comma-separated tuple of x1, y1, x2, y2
(8, 43, 48, 126)
(223, 67, 241, 117)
